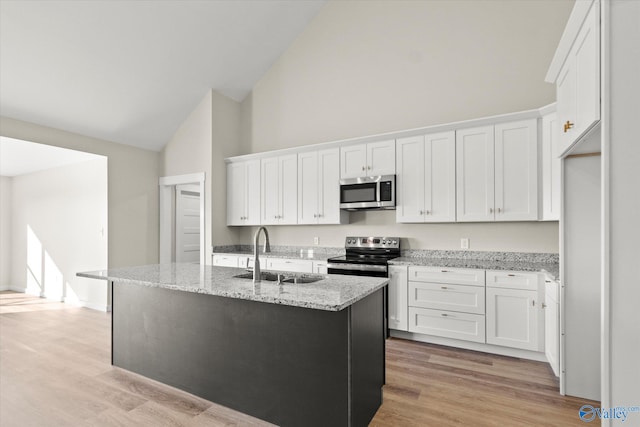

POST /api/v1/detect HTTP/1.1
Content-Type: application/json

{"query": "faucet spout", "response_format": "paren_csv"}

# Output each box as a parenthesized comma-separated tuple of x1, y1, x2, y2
(253, 227, 271, 283)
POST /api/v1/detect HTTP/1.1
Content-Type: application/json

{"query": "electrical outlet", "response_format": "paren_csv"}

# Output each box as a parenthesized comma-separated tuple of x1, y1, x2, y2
(313, 236, 319, 245)
(461, 238, 470, 249)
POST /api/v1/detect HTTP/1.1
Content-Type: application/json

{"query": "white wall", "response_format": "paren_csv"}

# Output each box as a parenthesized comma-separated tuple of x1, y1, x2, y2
(0, 116, 160, 268)
(607, 0, 640, 413)
(161, 90, 244, 263)
(237, 0, 572, 252)
(9, 158, 109, 310)
(0, 176, 12, 289)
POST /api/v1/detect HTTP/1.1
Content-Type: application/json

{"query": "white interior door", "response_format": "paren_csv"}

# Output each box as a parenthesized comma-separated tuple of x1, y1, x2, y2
(175, 184, 201, 263)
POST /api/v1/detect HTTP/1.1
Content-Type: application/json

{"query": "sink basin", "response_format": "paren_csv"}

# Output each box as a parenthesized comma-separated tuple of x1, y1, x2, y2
(282, 276, 322, 284)
(233, 272, 280, 281)
(233, 272, 323, 284)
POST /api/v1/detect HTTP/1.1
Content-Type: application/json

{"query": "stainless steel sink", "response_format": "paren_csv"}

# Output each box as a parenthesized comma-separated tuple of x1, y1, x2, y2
(233, 272, 323, 284)
(282, 276, 322, 284)
(233, 272, 280, 281)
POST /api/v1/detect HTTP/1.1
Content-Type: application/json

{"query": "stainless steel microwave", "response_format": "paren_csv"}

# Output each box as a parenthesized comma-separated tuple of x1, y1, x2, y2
(339, 175, 396, 210)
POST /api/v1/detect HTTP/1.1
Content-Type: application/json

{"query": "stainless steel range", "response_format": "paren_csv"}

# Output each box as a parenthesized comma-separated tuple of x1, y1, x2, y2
(327, 237, 401, 278)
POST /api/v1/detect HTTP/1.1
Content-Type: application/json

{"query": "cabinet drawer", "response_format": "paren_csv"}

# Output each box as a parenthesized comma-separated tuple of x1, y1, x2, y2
(266, 258, 313, 273)
(408, 266, 485, 286)
(212, 255, 239, 268)
(408, 307, 485, 343)
(409, 282, 485, 314)
(486, 270, 540, 291)
(312, 261, 328, 275)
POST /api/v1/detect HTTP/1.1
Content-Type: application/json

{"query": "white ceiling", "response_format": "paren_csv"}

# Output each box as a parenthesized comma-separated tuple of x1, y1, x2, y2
(0, 136, 104, 177)
(0, 0, 326, 152)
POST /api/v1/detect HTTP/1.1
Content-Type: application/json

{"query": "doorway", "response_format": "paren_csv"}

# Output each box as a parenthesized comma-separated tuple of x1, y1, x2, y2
(159, 173, 205, 265)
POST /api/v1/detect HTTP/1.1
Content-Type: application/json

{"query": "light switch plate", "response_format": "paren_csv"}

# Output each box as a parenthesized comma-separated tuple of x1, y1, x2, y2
(313, 237, 319, 245)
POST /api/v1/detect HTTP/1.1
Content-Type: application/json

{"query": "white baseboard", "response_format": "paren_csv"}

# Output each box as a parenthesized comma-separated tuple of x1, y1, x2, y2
(390, 330, 548, 362)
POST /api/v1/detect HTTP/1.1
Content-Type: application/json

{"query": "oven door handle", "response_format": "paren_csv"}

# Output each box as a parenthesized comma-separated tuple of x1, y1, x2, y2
(326, 263, 388, 272)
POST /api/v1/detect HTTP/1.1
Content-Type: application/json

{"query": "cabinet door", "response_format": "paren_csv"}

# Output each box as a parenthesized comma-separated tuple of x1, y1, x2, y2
(388, 265, 408, 331)
(556, 1, 599, 154)
(227, 162, 246, 226)
(340, 144, 367, 179)
(456, 126, 495, 222)
(396, 136, 426, 223)
(425, 131, 456, 222)
(494, 119, 538, 221)
(545, 281, 560, 377)
(367, 140, 396, 176)
(556, 60, 576, 154)
(486, 287, 540, 351)
(245, 160, 261, 225)
(573, 2, 600, 141)
(541, 113, 561, 220)
(278, 154, 298, 224)
(317, 148, 344, 224)
(297, 151, 319, 224)
(261, 157, 280, 225)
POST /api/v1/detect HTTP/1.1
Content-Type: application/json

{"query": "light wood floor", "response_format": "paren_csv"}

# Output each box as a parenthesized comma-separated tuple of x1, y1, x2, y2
(0, 291, 598, 426)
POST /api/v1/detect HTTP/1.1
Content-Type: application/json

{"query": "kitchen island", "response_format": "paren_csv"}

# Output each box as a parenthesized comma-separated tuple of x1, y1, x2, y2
(78, 263, 388, 427)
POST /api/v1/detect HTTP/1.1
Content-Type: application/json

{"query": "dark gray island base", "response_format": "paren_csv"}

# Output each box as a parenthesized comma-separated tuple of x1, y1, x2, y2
(79, 264, 387, 427)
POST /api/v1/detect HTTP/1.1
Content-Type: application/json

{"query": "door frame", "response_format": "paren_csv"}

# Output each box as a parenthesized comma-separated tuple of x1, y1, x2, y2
(159, 173, 205, 265)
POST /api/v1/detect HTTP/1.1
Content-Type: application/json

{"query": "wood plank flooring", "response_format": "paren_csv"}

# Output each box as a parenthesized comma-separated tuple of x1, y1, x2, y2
(0, 291, 598, 426)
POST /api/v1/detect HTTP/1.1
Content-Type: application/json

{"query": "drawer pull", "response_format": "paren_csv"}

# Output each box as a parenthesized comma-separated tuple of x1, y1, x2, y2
(441, 313, 450, 317)
(441, 286, 449, 290)
(508, 274, 516, 277)
(441, 270, 448, 273)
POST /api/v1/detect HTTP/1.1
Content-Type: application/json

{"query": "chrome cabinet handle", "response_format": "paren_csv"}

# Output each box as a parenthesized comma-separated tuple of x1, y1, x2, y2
(489, 208, 493, 213)
(542, 302, 547, 309)
(362, 166, 365, 171)
(497, 207, 502, 213)
(367, 166, 371, 170)
(441, 286, 448, 290)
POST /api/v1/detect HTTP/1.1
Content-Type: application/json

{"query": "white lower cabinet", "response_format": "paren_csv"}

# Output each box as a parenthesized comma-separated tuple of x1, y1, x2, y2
(544, 279, 560, 377)
(407, 266, 486, 343)
(265, 258, 313, 273)
(409, 282, 485, 315)
(388, 265, 408, 331)
(408, 307, 486, 343)
(312, 261, 328, 274)
(212, 254, 239, 267)
(485, 270, 544, 352)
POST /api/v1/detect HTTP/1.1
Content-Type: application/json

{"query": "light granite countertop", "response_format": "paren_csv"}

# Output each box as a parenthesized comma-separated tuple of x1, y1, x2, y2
(78, 263, 388, 312)
(389, 257, 559, 280)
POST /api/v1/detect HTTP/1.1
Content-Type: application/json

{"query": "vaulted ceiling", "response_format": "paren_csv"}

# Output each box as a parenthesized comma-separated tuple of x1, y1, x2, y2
(0, 0, 326, 152)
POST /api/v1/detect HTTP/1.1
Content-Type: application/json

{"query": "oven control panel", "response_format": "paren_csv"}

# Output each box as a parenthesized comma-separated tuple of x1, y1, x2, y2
(344, 236, 400, 249)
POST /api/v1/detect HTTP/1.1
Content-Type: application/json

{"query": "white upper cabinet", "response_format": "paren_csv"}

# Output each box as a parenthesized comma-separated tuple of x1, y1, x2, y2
(456, 120, 538, 222)
(396, 131, 456, 223)
(546, 0, 600, 156)
(456, 126, 495, 222)
(494, 120, 538, 221)
(261, 154, 297, 225)
(340, 140, 396, 179)
(541, 112, 561, 220)
(298, 148, 348, 225)
(227, 160, 260, 226)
